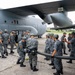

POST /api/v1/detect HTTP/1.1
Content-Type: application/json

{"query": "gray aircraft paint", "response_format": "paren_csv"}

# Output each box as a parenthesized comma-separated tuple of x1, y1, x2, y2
(0, 10, 47, 36)
(43, 12, 72, 27)
(50, 13, 72, 27)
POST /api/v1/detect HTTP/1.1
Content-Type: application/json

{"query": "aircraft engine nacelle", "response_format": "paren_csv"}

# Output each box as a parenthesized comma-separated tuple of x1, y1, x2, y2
(50, 13, 73, 27)
(44, 14, 52, 24)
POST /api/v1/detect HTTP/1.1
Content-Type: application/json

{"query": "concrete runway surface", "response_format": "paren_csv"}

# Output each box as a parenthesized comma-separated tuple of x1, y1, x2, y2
(0, 33, 75, 75)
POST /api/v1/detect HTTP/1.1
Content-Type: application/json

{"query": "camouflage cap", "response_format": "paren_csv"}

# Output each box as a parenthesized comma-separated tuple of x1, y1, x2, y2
(51, 33, 54, 36)
(53, 34, 59, 39)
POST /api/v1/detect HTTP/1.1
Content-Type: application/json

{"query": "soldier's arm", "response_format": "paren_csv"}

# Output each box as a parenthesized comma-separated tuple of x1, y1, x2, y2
(66, 38, 73, 44)
(52, 43, 57, 56)
(52, 50, 57, 56)
(66, 41, 71, 44)
(62, 38, 67, 42)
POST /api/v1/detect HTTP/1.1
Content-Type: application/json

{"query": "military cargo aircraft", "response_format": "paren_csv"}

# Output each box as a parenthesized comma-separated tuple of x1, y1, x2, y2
(0, 0, 75, 36)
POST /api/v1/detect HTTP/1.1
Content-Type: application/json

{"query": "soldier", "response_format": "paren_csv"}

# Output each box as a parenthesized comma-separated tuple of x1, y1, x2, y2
(52, 34, 63, 75)
(23, 30, 30, 40)
(27, 33, 38, 71)
(61, 32, 67, 55)
(67, 33, 72, 52)
(44, 34, 51, 60)
(49, 33, 55, 69)
(17, 37, 27, 67)
(0, 30, 6, 58)
(9, 31, 16, 54)
(2, 29, 10, 56)
(66, 32, 75, 63)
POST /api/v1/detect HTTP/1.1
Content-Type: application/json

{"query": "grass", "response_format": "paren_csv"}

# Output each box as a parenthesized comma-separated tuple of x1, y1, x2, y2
(46, 30, 72, 34)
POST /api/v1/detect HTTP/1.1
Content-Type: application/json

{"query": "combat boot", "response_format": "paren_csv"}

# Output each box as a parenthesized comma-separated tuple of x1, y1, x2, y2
(60, 69, 63, 74)
(67, 60, 72, 63)
(6, 52, 8, 56)
(49, 63, 54, 66)
(16, 60, 21, 64)
(2, 55, 7, 58)
(10, 51, 14, 54)
(53, 71, 60, 75)
(53, 73, 60, 75)
(20, 62, 26, 67)
(30, 64, 33, 70)
(52, 66, 55, 69)
(33, 66, 38, 72)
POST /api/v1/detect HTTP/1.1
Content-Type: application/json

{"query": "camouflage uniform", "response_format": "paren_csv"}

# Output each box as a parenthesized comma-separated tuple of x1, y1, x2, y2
(17, 37, 27, 67)
(27, 33, 38, 71)
(10, 31, 15, 54)
(2, 29, 9, 56)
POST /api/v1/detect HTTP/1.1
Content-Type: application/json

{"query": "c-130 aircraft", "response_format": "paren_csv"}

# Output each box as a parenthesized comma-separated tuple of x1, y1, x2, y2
(0, 0, 75, 36)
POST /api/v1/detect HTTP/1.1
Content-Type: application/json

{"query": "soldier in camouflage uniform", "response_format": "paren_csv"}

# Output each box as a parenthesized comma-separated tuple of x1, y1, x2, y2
(10, 31, 16, 54)
(0, 30, 6, 58)
(61, 32, 67, 55)
(17, 37, 27, 67)
(52, 34, 63, 75)
(23, 30, 30, 40)
(2, 29, 9, 56)
(49, 33, 55, 69)
(44, 34, 51, 60)
(27, 33, 38, 71)
(66, 32, 75, 63)
(67, 33, 72, 52)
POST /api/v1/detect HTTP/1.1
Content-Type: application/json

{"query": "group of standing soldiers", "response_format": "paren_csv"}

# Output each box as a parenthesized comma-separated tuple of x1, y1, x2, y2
(0, 28, 75, 74)
(44, 32, 75, 75)
(0, 29, 38, 72)
(0, 29, 16, 58)
(17, 31, 38, 72)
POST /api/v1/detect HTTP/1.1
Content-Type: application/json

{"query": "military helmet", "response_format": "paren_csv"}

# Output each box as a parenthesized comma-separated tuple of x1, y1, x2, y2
(53, 34, 59, 39)
(22, 37, 27, 40)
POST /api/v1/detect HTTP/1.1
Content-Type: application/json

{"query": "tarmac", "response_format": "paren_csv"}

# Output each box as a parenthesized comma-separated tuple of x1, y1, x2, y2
(0, 33, 75, 75)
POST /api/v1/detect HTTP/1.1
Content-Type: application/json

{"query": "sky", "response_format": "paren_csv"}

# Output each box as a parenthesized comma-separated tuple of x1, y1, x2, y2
(0, 0, 60, 9)
(68, 11, 75, 24)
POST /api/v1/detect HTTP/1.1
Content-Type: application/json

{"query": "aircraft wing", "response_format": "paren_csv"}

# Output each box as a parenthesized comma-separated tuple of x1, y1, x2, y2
(5, 0, 75, 19)
(50, 24, 75, 30)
